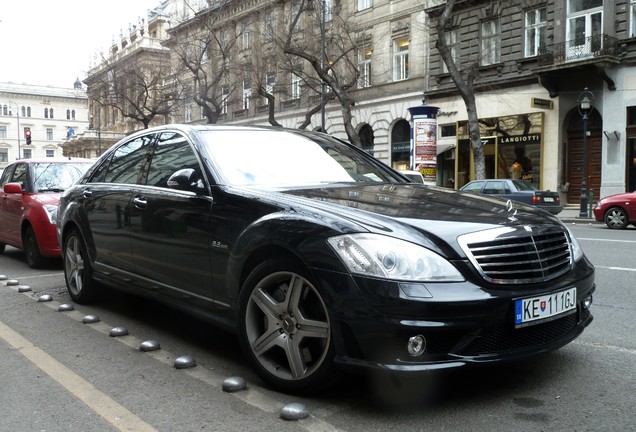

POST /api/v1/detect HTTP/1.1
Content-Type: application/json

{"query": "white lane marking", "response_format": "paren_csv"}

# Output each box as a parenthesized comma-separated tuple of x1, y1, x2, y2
(574, 340, 636, 356)
(12, 272, 65, 280)
(0, 318, 157, 432)
(594, 265, 636, 272)
(577, 237, 636, 244)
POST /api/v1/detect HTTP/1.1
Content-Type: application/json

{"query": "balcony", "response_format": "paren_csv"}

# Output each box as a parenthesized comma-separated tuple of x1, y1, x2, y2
(536, 34, 620, 67)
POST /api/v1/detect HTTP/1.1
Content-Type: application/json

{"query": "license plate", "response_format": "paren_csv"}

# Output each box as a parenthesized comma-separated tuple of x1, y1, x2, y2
(543, 197, 554, 202)
(515, 288, 577, 327)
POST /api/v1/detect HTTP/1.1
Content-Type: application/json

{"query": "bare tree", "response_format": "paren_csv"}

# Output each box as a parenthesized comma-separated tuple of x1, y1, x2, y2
(165, 2, 239, 124)
(283, 0, 362, 145)
(91, 51, 178, 130)
(431, 0, 486, 179)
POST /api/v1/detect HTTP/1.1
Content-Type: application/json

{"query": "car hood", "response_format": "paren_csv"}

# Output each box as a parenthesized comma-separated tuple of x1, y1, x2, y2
(32, 192, 62, 206)
(600, 191, 636, 202)
(269, 183, 564, 257)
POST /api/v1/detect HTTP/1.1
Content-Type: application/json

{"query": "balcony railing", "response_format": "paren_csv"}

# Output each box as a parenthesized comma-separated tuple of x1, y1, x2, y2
(536, 34, 620, 67)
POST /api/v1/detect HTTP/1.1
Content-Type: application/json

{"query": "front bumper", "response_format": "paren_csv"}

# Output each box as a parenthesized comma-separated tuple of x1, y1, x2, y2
(312, 259, 595, 373)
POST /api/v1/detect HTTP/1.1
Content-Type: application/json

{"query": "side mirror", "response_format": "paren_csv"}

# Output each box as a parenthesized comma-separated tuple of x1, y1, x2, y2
(3, 182, 23, 194)
(167, 168, 204, 192)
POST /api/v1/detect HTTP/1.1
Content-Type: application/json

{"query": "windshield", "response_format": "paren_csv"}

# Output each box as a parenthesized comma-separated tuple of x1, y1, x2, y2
(34, 162, 92, 192)
(201, 130, 403, 187)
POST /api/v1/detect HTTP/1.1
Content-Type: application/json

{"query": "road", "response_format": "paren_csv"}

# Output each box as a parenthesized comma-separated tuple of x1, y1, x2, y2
(0, 223, 634, 432)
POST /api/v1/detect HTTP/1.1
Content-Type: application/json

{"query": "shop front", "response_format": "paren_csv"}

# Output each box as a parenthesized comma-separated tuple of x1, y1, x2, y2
(446, 112, 545, 190)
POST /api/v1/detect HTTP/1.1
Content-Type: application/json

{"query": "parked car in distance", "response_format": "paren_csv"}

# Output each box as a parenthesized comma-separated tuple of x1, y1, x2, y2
(399, 169, 425, 183)
(593, 191, 636, 229)
(57, 125, 594, 394)
(0, 158, 94, 267)
(460, 178, 563, 215)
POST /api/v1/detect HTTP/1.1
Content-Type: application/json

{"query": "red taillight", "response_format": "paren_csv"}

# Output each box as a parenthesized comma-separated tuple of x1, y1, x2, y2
(532, 196, 541, 203)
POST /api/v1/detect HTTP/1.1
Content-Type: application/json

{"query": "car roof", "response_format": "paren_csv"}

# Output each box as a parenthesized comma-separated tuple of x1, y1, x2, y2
(9, 157, 94, 164)
(123, 123, 326, 141)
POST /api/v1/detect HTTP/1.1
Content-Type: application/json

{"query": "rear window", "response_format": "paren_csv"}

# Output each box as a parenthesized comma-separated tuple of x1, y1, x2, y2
(511, 180, 537, 191)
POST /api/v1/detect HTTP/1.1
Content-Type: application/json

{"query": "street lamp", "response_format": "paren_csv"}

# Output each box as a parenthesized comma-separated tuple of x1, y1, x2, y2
(9, 102, 21, 160)
(577, 87, 594, 218)
(320, 0, 326, 132)
(306, 0, 327, 132)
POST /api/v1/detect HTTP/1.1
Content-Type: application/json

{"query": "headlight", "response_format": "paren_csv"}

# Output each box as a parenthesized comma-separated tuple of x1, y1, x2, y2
(327, 234, 464, 282)
(566, 227, 584, 262)
(42, 204, 58, 224)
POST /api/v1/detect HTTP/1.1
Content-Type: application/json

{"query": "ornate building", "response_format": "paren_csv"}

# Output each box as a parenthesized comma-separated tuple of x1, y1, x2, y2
(0, 80, 89, 167)
(81, 0, 636, 202)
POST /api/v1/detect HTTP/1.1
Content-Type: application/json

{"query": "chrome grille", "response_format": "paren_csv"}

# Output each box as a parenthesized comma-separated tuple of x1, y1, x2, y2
(458, 226, 572, 284)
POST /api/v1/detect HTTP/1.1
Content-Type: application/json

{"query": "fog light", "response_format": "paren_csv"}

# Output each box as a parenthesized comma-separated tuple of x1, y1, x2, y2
(583, 295, 593, 309)
(407, 335, 426, 357)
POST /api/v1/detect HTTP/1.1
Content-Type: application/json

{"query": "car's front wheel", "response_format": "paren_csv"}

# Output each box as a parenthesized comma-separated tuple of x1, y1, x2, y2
(238, 258, 335, 394)
(63, 229, 97, 303)
(604, 207, 629, 229)
(24, 225, 45, 268)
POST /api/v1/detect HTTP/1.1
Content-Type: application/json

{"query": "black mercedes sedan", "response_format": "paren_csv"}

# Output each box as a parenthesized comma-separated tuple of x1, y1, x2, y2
(57, 125, 595, 394)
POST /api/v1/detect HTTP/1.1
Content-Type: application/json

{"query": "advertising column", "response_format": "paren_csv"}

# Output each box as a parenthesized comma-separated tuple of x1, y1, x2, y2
(408, 102, 439, 186)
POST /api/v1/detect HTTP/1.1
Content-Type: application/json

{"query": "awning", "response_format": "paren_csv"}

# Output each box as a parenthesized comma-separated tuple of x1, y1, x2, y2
(391, 142, 455, 155)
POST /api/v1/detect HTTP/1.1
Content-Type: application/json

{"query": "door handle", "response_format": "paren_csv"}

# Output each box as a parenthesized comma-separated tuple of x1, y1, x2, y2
(133, 196, 147, 209)
(82, 189, 93, 198)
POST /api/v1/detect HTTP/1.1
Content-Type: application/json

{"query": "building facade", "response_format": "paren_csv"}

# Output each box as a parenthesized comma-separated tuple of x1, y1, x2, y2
(426, 0, 636, 205)
(82, 0, 636, 204)
(0, 81, 89, 168)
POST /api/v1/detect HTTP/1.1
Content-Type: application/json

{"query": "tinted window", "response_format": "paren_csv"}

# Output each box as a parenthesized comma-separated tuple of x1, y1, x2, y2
(145, 132, 202, 188)
(102, 134, 155, 184)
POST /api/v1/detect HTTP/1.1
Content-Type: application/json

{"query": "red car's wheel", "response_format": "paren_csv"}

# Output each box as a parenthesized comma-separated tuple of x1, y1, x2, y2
(604, 207, 629, 229)
(23, 226, 46, 268)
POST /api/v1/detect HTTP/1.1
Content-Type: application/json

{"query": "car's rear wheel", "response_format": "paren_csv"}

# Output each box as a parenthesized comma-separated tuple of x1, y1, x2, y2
(24, 225, 46, 268)
(63, 229, 97, 303)
(604, 207, 628, 229)
(238, 258, 335, 394)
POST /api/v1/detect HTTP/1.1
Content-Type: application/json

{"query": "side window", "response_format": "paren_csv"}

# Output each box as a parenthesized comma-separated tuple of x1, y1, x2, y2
(145, 132, 202, 188)
(463, 181, 484, 192)
(102, 134, 155, 184)
(10, 164, 29, 190)
(0, 166, 13, 186)
(483, 181, 504, 194)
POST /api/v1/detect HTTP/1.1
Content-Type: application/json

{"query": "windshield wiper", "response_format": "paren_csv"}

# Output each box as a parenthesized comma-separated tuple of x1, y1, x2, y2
(38, 187, 65, 192)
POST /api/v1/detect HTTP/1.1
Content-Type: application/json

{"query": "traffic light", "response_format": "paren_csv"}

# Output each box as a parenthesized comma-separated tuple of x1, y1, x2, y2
(25, 128, 32, 145)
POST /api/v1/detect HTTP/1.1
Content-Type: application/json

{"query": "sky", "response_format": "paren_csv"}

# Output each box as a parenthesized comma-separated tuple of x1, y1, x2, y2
(0, 0, 160, 89)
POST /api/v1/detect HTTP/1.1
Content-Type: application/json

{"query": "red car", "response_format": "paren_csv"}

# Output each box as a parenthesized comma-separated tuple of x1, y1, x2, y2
(593, 191, 636, 229)
(0, 158, 94, 267)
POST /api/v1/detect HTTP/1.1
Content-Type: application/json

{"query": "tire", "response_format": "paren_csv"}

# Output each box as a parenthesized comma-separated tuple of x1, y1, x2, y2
(63, 229, 97, 304)
(237, 258, 335, 394)
(604, 207, 628, 229)
(24, 225, 46, 268)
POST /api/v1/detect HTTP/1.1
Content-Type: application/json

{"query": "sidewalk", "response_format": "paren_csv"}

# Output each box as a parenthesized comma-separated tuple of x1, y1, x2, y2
(557, 206, 599, 224)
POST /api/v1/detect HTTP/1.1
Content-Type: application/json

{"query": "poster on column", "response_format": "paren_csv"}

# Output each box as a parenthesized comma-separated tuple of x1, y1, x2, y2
(413, 116, 437, 185)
